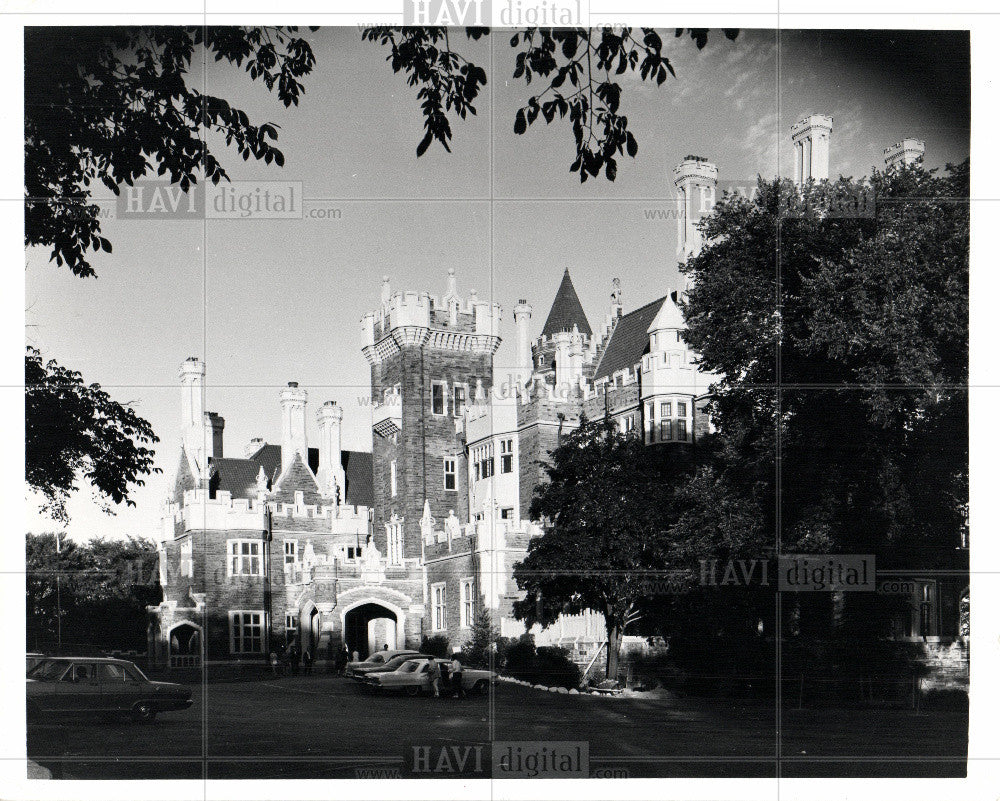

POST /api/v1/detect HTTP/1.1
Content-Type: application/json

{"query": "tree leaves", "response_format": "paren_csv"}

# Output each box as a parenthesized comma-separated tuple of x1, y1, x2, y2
(680, 162, 969, 555)
(26, 347, 161, 523)
(362, 26, 740, 183)
(25, 26, 316, 278)
(361, 26, 488, 158)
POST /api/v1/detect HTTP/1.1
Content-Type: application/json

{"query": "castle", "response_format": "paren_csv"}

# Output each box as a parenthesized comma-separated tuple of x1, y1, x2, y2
(148, 118, 964, 676)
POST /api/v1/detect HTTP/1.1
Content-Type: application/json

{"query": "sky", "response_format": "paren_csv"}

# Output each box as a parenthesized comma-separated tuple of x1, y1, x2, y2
(24, 27, 971, 541)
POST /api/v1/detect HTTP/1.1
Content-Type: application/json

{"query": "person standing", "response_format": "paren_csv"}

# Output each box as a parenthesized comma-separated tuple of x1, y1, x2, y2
(289, 644, 300, 676)
(428, 659, 442, 698)
(303, 648, 313, 676)
(449, 654, 464, 698)
(335, 645, 349, 675)
(269, 650, 279, 677)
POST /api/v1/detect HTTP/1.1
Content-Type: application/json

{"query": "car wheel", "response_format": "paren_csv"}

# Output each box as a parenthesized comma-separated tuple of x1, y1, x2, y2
(473, 680, 489, 696)
(405, 685, 421, 697)
(131, 702, 157, 723)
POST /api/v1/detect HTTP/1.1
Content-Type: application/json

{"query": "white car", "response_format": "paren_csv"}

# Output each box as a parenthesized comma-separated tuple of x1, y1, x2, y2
(344, 649, 420, 678)
(362, 658, 495, 696)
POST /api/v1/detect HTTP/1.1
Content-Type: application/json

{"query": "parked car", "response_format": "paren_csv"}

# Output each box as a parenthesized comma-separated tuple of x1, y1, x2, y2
(26, 657, 193, 722)
(362, 658, 496, 696)
(344, 649, 421, 678)
(349, 652, 435, 679)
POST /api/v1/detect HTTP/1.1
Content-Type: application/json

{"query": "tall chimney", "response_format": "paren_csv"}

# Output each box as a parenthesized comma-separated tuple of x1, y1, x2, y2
(280, 382, 308, 475)
(179, 357, 206, 470)
(204, 412, 225, 460)
(316, 401, 345, 502)
(513, 299, 533, 386)
(791, 114, 833, 184)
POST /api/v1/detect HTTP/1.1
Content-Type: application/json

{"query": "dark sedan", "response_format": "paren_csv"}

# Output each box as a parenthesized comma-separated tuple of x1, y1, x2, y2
(27, 657, 192, 722)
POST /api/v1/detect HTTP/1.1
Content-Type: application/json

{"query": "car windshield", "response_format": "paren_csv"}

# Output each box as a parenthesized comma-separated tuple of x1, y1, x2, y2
(27, 659, 69, 682)
(398, 661, 421, 673)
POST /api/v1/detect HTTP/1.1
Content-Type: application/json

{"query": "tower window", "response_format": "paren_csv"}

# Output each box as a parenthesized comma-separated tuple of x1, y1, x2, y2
(500, 439, 514, 473)
(431, 381, 447, 416)
(444, 459, 457, 491)
(227, 540, 262, 577)
(283, 540, 298, 573)
(452, 384, 468, 418)
(390, 460, 397, 497)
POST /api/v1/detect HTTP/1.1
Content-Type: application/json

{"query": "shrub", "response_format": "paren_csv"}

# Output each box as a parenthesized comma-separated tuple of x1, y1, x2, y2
(534, 646, 581, 689)
(495, 634, 581, 689)
(501, 633, 537, 680)
(420, 634, 451, 658)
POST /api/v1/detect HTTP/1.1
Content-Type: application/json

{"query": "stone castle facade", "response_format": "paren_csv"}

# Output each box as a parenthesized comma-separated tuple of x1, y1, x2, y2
(148, 118, 966, 680)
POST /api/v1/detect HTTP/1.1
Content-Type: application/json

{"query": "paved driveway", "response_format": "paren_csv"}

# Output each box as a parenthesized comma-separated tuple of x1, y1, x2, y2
(26, 674, 967, 779)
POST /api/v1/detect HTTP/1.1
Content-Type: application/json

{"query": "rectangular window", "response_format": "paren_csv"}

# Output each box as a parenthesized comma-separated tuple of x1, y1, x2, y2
(431, 381, 447, 416)
(390, 460, 397, 497)
(432, 583, 447, 631)
(452, 384, 468, 418)
(444, 459, 457, 491)
(228, 540, 261, 577)
(387, 523, 404, 565)
(676, 419, 688, 440)
(677, 401, 688, 417)
(481, 457, 494, 479)
(460, 579, 475, 628)
(283, 540, 298, 573)
(474, 461, 481, 481)
(284, 613, 298, 645)
(500, 507, 514, 520)
(661, 401, 672, 417)
(660, 420, 671, 441)
(345, 546, 359, 561)
(500, 438, 514, 473)
(229, 611, 264, 654)
(180, 540, 193, 578)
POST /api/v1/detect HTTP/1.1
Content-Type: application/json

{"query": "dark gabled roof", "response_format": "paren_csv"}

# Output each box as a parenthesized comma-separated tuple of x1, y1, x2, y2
(541, 269, 592, 337)
(209, 458, 262, 499)
(592, 296, 667, 383)
(248, 443, 319, 482)
(214, 444, 374, 508)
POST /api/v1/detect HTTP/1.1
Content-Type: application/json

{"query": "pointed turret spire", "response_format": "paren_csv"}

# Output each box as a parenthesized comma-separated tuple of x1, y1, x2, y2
(541, 268, 592, 337)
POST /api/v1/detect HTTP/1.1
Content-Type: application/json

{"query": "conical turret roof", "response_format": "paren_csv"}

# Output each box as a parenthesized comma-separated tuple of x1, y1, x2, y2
(541, 269, 592, 337)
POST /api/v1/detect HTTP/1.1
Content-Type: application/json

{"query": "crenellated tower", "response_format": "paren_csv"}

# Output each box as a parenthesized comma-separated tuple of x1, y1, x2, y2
(361, 270, 501, 559)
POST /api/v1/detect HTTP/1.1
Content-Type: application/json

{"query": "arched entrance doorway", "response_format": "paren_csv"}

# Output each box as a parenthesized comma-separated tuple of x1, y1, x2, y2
(168, 622, 202, 668)
(299, 603, 321, 654)
(343, 603, 398, 659)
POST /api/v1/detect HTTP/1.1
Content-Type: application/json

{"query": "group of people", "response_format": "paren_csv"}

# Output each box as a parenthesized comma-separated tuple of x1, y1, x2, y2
(268, 643, 315, 677)
(427, 654, 464, 698)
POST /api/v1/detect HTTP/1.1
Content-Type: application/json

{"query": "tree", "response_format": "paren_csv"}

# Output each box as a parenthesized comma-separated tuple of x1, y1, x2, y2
(461, 608, 500, 669)
(26, 533, 161, 652)
(25, 27, 316, 519)
(680, 162, 969, 633)
(363, 26, 739, 182)
(512, 416, 694, 680)
(26, 348, 160, 524)
(26, 26, 317, 277)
